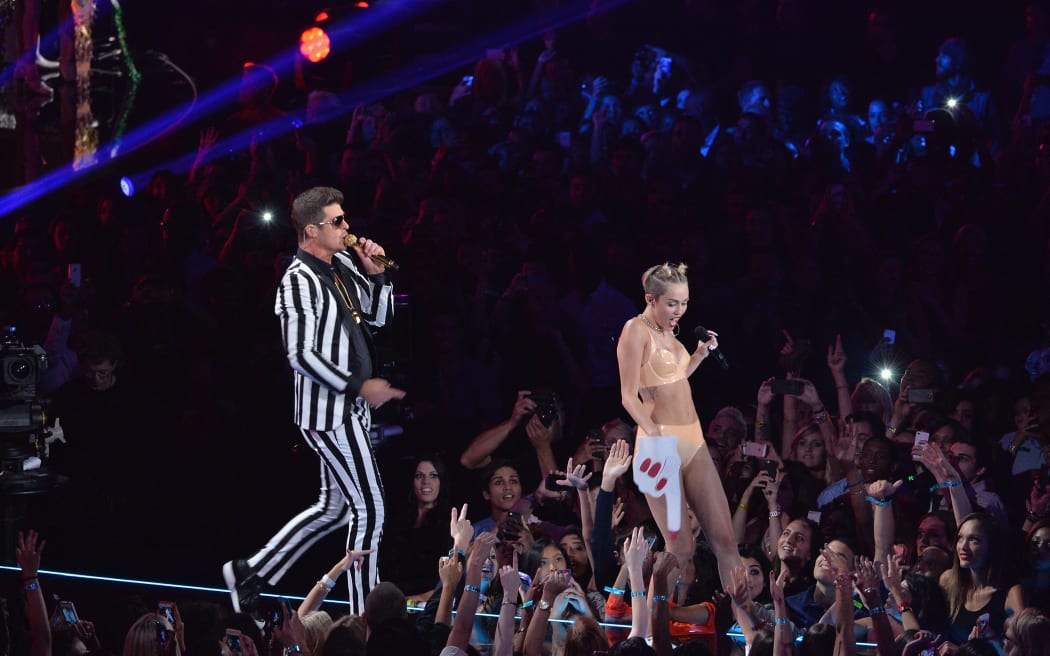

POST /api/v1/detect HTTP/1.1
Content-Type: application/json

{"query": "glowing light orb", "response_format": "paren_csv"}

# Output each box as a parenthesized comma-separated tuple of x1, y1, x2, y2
(299, 27, 331, 63)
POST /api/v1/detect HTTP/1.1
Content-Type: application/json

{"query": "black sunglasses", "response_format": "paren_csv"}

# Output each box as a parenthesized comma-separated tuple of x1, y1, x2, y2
(316, 214, 346, 227)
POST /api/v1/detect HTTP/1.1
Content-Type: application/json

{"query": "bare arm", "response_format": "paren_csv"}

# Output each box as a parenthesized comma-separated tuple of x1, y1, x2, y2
(833, 571, 857, 656)
(827, 335, 853, 418)
(856, 557, 896, 656)
(18, 530, 51, 656)
(617, 320, 658, 435)
(299, 550, 372, 616)
(447, 532, 496, 652)
(770, 569, 793, 656)
(492, 556, 522, 656)
(460, 393, 534, 469)
(650, 552, 677, 656)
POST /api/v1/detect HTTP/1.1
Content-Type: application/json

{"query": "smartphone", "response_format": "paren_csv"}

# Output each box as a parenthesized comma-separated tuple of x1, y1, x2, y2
(462, 75, 474, 87)
(497, 511, 522, 541)
(893, 544, 907, 558)
(907, 389, 936, 404)
(976, 612, 990, 634)
(546, 472, 575, 493)
(807, 510, 822, 523)
(271, 603, 284, 628)
(762, 459, 779, 479)
(913, 431, 930, 461)
(770, 379, 803, 396)
(59, 601, 79, 625)
(157, 601, 175, 625)
(67, 263, 82, 287)
(741, 441, 769, 458)
(883, 329, 896, 345)
(645, 535, 657, 550)
(225, 629, 242, 653)
(557, 131, 571, 148)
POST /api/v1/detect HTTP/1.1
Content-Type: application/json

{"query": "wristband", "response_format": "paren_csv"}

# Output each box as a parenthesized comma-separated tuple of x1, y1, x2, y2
(865, 495, 892, 507)
(284, 647, 302, 656)
(24, 581, 40, 592)
(738, 502, 749, 510)
(775, 617, 790, 626)
(502, 600, 518, 607)
(651, 595, 669, 603)
(1009, 444, 1019, 455)
(630, 591, 645, 598)
(521, 600, 535, 609)
(603, 586, 625, 596)
(898, 603, 913, 614)
(929, 480, 962, 493)
(463, 584, 481, 594)
(868, 606, 886, 615)
(769, 510, 782, 518)
(321, 574, 338, 588)
(449, 548, 466, 559)
(887, 424, 898, 434)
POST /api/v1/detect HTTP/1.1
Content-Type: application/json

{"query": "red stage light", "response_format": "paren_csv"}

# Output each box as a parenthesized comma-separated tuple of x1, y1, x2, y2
(355, 1, 369, 7)
(314, 11, 329, 21)
(299, 27, 331, 63)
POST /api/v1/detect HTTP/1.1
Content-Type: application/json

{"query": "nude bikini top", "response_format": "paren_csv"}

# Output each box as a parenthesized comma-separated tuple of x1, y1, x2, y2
(640, 326, 689, 387)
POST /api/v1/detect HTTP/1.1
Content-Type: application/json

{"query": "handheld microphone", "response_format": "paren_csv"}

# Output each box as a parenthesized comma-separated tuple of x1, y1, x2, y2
(344, 234, 399, 271)
(694, 326, 729, 370)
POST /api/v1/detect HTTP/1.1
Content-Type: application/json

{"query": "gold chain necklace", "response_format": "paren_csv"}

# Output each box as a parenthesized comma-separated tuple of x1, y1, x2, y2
(332, 271, 362, 324)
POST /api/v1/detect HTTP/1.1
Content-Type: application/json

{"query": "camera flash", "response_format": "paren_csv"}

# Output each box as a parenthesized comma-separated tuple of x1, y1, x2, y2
(880, 368, 893, 381)
(946, 97, 959, 109)
(262, 211, 273, 221)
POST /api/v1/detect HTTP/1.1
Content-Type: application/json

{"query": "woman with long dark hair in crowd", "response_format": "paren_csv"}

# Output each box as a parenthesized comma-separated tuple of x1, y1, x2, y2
(378, 455, 451, 604)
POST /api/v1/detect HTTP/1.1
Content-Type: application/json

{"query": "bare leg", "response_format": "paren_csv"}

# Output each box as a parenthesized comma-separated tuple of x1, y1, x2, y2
(682, 442, 744, 591)
(642, 477, 695, 568)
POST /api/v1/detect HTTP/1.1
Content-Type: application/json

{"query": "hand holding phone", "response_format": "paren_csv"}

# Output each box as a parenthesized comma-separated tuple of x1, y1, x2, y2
(59, 601, 79, 626)
(741, 441, 769, 458)
(913, 431, 930, 461)
(157, 602, 176, 626)
(225, 629, 242, 653)
(770, 379, 803, 396)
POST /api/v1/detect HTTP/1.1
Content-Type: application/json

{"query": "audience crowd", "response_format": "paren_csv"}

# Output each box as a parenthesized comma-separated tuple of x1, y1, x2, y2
(7, 0, 1050, 655)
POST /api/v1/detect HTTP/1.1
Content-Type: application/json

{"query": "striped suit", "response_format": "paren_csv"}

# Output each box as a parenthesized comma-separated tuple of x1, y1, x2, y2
(247, 247, 393, 614)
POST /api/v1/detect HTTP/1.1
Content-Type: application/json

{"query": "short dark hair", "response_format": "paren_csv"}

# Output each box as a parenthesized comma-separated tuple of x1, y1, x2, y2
(363, 582, 406, 626)
(292, 186, 343, 238)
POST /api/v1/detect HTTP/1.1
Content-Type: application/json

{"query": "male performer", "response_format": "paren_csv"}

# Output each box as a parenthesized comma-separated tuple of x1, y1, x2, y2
(223, 186, 405, 615)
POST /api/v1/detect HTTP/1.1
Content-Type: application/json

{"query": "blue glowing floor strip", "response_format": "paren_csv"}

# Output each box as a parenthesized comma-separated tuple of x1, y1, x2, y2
(0, 566, 879, 645)
(0, 565, 340, 605)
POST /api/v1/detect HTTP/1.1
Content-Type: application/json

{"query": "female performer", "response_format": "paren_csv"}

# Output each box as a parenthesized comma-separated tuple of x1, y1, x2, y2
(616, 262, 742, 588)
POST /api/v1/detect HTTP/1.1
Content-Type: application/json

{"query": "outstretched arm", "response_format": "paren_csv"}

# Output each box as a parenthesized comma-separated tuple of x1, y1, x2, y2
(18, 530, 51, 656)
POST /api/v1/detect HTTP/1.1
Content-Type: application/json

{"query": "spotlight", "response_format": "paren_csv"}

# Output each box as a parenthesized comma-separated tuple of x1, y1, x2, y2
(880, 368, 893, 382)
(262, 211, 273, 222)
(119, 176, 135, 197)
(299, 27, 331, 63)
(946, 97, 959, 109)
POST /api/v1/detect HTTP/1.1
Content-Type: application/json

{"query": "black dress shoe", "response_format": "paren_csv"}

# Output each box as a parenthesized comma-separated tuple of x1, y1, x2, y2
(222, 559, 265, 614)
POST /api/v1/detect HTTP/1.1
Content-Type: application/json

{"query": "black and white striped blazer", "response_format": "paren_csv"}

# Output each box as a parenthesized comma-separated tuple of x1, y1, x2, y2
(275, 249, 393, 431)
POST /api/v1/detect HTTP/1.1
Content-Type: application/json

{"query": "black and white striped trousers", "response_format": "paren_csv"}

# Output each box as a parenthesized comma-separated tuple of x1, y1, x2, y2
(247, 401, 384, 614)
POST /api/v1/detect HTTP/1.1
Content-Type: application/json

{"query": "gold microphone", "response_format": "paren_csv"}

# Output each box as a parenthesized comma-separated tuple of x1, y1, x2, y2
(344, 234, 399, 271)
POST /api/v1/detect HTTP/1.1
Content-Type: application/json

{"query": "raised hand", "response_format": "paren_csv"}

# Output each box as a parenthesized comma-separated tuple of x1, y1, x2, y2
(865, 479, 903, 502)
(826, 334, 847, 377)
(725, 565, 750, 607)
(557, 458, 592, 490)
(853, 556, 882, 607)
(820, 544, 852, 580)
(612, 497, 625, 529)
(603, 439, 633, 486)
(541, 570, 571, 603)
(438, 555, 464, 588)
(623, 526, 649, 578)
(450, 503, 473, 549)
(769, 569, 789, 607)
(16, 529, 45, 577)
(757, 378, 775, 407)
(511, 391, 538, 423)
(469, 531, 498, 568)
(499, 552, 521, 600)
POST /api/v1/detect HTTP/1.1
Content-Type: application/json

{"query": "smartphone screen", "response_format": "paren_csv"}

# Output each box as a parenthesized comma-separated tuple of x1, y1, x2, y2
(60, 602, 79, 625)
(913, 431, 930, 461)
(883, 329, 896, 345)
